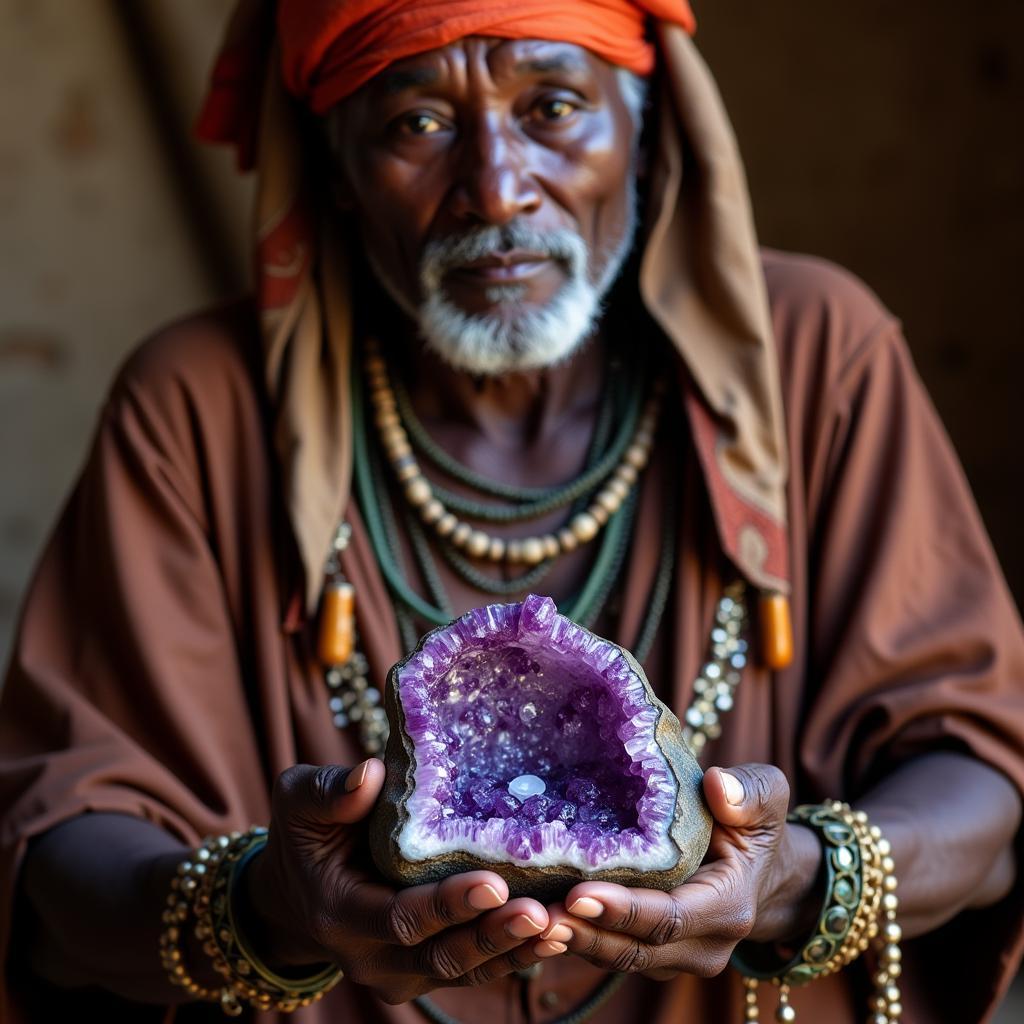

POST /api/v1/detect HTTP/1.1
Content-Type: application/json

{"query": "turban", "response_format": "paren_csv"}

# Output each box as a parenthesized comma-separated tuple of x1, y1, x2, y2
(197, 0, 695, 170)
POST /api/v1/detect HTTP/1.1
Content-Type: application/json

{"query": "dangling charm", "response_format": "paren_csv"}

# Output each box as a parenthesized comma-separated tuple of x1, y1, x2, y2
(318, 578, 355, 666)
(319, 521, 390, 754)
(759, 590, 793, 670)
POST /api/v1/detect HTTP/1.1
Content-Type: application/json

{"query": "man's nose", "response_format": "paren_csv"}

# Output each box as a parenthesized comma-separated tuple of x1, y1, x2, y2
(449, 123, 542, 226)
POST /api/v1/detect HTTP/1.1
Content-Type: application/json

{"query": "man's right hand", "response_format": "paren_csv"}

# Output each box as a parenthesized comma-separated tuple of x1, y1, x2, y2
(245, 760, 565, 1004)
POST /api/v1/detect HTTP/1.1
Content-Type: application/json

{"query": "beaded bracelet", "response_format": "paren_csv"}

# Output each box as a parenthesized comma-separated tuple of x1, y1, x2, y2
(731, 802, 901, 1023)
(160, 827, 343, 1015)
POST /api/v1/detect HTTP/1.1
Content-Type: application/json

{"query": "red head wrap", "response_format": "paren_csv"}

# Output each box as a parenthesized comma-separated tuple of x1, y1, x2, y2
(197, 0, 695, 169)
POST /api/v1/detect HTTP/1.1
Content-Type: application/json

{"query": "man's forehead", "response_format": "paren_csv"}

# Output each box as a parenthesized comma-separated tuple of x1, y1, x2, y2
(370, 38, 600, 95)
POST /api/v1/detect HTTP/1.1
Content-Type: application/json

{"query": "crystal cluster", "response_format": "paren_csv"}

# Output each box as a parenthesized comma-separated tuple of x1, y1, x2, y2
(395, 595, 681, 871)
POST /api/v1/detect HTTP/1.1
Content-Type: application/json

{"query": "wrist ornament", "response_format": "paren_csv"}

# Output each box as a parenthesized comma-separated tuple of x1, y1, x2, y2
(160, 827, 343, 1015)
(731, 801, 901, 1023)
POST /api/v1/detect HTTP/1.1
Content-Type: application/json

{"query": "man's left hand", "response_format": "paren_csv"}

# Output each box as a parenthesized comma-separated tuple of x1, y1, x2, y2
(538, 764, 819, 980)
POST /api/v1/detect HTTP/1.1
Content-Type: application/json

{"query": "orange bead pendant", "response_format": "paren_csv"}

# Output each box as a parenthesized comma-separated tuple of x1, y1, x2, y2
(759, 591, 794, 670)
(318, 579, 355, 667)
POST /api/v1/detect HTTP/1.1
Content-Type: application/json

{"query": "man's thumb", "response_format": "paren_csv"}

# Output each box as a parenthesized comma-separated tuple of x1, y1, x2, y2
(275, 760, 385, 826)
(704, 764, 790, 830)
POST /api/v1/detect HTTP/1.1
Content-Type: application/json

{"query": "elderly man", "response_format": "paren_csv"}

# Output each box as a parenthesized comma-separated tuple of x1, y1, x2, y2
(2, 2, 1023, 1023)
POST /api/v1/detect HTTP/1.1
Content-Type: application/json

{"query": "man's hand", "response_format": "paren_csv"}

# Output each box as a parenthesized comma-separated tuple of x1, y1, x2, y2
(244, 760, 567, 1004)
(540, 764, 821, 980)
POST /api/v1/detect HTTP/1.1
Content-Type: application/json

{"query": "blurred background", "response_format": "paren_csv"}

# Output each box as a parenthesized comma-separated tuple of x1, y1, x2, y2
(0, 0, 1022, 1011)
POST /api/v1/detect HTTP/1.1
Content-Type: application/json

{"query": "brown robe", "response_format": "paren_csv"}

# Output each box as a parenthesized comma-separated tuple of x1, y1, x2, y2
(2, 248, 1024, 1023)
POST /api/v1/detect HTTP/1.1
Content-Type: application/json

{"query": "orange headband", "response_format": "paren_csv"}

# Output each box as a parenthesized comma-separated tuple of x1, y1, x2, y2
(198, 0, 695, 169)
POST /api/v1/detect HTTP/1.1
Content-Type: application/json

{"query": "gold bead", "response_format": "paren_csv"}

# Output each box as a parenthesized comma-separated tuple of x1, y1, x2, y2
(570, 513, 599, 543)
(884, 985, 901, 1004)
(452, 523, 472, 548)
(388, 440, 413, 461)
(506, 540, 523, 562)
(421, 499, 445, 523)
(595, 488, 623, 514)
(883, 943, 901, 963)
(887, 962, 902, 979)
(888, 1002, 902, 1019)
(466, 530, 491, 558)
(487, 537, 505, 561)
(775, 1005, 796, 1023)
(608, 478, 630, 500)
(558, 527, 579, 552)
(405, 477, 432, 507)
(364, 354, 385, 374)
(375, 408, 399, 429)
(396, 461, 419, 483)
(590, 503, 609, 526)
(615, 463, 638, 485)
(745, 1008, 760, 1022)
(624, 443, 649, 469)
(877, 838, 892, 856)
(382, 424, 407, 450)
(541, 534, 560, 559)
(520, 538, 546, 565)
(883, 922, 902, 944)
(634, 428, 654, 449)
(436, 513, 458, 536)
(882, 856, 895, 874)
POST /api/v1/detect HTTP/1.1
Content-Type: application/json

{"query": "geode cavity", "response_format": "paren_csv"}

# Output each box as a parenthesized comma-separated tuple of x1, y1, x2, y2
(370, 595, 712, 898)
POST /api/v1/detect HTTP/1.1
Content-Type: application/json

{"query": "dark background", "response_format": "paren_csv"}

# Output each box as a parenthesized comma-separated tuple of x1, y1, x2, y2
(700, 1, 1024, 606)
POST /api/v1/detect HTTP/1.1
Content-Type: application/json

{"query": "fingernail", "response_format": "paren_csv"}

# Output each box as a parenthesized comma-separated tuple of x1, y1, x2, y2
(534, 939, 568, 957)
(566, 897, 604, 919)
(506, 914, 544, 939)
(345, 761, 370, 792)
(721, 771, 744, 805)
(467, 884, 505, 911)
(541, 923, 574, 943)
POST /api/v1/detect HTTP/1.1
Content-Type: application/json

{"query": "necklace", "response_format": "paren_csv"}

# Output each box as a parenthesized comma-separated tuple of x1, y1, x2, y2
(363, 339, 663, 565)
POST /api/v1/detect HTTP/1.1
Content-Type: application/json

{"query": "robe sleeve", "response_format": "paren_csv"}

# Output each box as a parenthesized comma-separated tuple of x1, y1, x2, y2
(799, 317, 1024, 1022)
(0, 341, 273, 1023)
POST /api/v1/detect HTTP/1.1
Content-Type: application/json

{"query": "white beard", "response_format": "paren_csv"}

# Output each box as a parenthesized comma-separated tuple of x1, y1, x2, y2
(369, 187, 638, 376)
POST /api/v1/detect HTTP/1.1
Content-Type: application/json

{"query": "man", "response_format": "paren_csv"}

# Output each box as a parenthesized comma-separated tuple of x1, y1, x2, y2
(2, 2, 1023, 1022)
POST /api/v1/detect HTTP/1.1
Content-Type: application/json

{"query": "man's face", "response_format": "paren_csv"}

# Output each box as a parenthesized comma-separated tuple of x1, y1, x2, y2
(328, 37, 642, 374)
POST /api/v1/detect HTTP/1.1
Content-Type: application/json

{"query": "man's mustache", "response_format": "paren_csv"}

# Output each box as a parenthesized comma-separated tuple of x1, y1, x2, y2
(420, 223, 588, 292)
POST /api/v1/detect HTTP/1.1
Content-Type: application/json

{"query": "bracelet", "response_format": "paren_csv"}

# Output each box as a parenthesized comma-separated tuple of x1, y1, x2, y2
(731, 801, 901, 1023)
(160, 827, 343, 1015)
(159, 834, 242, 1016)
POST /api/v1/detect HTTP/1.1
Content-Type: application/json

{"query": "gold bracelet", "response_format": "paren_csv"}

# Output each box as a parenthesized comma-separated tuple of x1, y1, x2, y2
(194, 827, 344, 1013)
(733, 801, 901, 1023)
(159, 835, 242, 1016)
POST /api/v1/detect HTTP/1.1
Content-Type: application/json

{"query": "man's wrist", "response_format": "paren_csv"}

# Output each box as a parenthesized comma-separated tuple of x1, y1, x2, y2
(748, 822, 824, 944)
(238, 845, 331, 970)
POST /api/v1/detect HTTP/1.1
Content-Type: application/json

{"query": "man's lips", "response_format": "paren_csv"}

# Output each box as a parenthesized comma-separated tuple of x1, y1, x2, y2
(446, 250, 554, 283)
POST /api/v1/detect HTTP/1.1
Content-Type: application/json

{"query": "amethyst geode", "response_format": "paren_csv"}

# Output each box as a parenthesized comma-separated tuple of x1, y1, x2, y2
(370, 595, 712, 898)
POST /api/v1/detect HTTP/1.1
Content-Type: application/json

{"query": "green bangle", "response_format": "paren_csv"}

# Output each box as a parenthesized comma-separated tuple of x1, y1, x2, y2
(730, 804, 863, 987)
(200, 828, 343, 1013)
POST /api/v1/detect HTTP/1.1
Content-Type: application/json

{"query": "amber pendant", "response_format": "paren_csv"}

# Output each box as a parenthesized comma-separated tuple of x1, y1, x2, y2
(318, 578, 356, 667)
(759, 591, 794, 670)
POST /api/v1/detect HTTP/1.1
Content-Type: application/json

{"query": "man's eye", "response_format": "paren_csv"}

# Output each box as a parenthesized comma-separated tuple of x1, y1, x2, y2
(401, 113, 444, 135)
(535, 98, 578, 122)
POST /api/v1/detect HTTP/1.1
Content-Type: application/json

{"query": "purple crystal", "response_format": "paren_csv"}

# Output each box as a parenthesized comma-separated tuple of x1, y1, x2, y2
(394, 596, 680, 868)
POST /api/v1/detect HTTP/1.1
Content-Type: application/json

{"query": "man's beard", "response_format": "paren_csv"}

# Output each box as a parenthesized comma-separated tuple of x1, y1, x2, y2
(369, 187, 638, 376)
